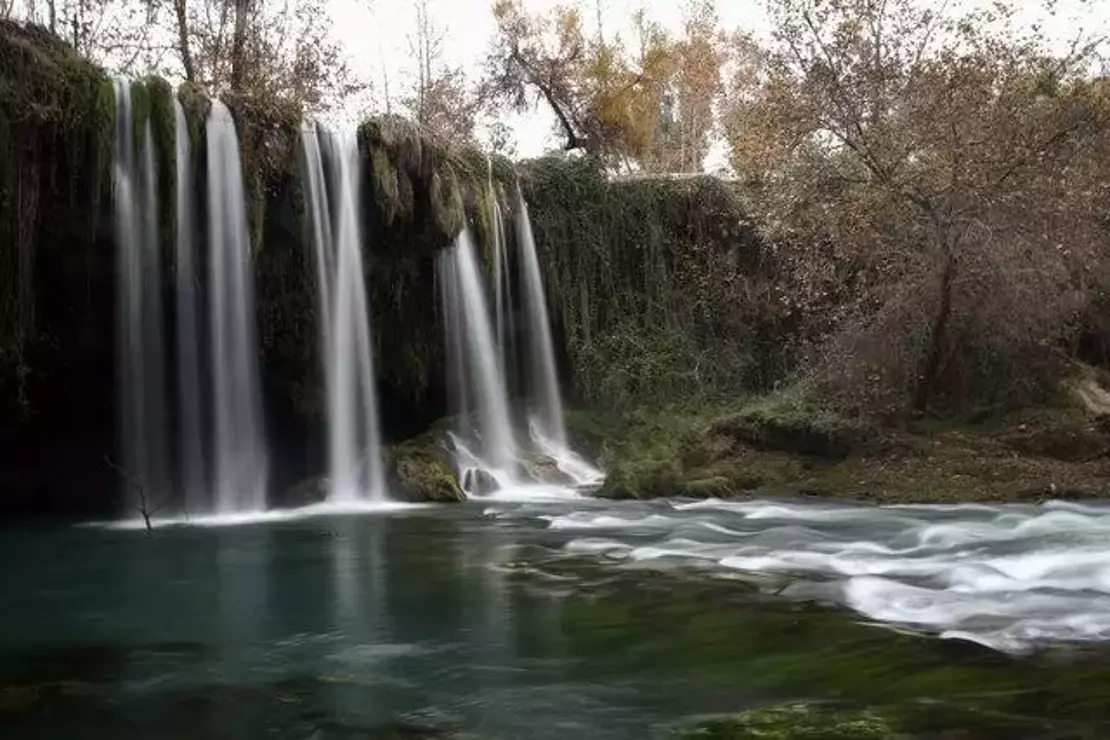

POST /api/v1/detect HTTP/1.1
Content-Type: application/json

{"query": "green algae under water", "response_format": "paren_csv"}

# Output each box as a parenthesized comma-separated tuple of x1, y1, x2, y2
(2, 503, 1110, 739)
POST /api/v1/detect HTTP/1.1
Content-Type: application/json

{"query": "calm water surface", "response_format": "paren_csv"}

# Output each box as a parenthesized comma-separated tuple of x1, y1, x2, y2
(3, 497, 1110, 738)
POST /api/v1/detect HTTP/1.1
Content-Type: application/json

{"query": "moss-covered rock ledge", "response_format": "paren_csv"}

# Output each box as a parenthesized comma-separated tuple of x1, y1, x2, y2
(387, 433, 465, 504)
(585, 376, 1110, 504)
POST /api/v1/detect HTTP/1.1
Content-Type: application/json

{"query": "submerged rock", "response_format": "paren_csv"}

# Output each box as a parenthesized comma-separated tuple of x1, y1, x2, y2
(673, 703, 894, 739)
(521, 455, 576, 486)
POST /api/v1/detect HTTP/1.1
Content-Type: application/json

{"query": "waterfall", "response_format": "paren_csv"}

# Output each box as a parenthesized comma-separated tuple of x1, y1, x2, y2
(301, 124, 387, 503)
(514, 190, 567, 447)
(205, 101, 268, 513)
(112, 80, 170, 507)
(489, 181, 515, 385)
(438, 229, 517, 481)
(514, 190, 603, 487)
(173, 99, 206, 514)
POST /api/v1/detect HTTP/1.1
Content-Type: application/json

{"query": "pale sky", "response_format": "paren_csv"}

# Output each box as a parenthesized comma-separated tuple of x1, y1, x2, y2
(331, 0, 1108, 160)
(329, 0, 772, 157)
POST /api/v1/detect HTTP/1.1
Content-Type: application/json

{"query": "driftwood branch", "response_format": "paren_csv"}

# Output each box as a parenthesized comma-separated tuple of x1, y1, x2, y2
(104, 456, 161, 538)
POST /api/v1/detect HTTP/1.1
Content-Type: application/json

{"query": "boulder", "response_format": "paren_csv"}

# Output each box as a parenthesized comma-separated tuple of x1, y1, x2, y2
(388, 439, 465, 503)
(460, 468, 498, 496)
(521, 455, 576, 486)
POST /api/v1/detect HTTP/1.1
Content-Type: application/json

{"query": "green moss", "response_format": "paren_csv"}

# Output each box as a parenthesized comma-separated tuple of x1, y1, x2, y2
(94, 78, 115, 183)
(128, 81, 150, 132)
(143, 76, 176, 267)
(370, 147, 401, 224)
(388, 435, 465, 503)
(176, 81, 209, 151)
(674, 704, 895, 739)
(429, 166, 464, 238)
(710, 382, 871, 460)
(593, 389, 1110, 502)
(521, 156, 776, 409)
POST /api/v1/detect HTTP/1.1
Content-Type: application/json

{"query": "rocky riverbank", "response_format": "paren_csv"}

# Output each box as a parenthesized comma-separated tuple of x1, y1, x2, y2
(577, 376, 1110, 504)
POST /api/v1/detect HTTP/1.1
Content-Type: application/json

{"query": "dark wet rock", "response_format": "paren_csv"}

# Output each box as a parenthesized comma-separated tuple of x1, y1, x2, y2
(460, 468, 498, 496)
(521, 455, 575, 486)
(285, 476, 328, 507)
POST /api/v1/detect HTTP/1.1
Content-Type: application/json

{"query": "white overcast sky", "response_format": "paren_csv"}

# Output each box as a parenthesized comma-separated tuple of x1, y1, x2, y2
(330, 0, 1108, 159)
(329, 0, 773, 156)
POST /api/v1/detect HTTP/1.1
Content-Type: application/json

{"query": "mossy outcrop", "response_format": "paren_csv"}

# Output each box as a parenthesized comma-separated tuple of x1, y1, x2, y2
(359, 116, 516, 428)
(387, 435, 465, 503)
(674, 704, 895, 740)
(594, 377, 1110, 503)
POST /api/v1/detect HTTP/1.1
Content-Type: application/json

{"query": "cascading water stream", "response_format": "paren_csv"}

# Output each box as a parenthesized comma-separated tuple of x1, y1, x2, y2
(206, 101, 268, 513)
(301, 124, 387, 503)
(438, 229, 517, 484)
(174, 98, 206, 514)
(513, 190, 603, 486)
(514, 190, 566, 446)
(113, 79, 170, 507)
(489, 176, 515, 385)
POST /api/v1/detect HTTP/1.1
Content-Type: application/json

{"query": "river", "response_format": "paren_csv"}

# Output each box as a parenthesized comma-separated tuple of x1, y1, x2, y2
(2, 495, 1110, 738)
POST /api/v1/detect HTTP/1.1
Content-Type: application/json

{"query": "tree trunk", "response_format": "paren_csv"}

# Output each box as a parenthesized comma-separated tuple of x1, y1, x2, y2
(173, 0, 196, 83)
(229, 0, 250, 94)
(915, 246, 957, 413)
(46, 0, 55, 33)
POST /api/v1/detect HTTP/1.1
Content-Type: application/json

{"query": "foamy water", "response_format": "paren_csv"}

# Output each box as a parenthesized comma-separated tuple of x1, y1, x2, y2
(486, 497, 1110, 654)
(85, 499, 432, 530)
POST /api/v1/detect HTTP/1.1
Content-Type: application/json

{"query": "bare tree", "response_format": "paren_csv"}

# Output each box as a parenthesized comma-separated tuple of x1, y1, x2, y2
(172, 0, 196, 82)
(401, 0, 478, 140)
(406, 0, 439, 124)
(105, 456, 162, 538)
(723, 0, 1110, 412)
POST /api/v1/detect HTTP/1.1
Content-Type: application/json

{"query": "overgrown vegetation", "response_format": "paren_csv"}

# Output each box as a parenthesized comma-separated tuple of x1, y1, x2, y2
(585, 378, 1110, 503)
(0, 19, 114, 418)
(359, 114, 517, 413)
(724, 0, 1110, 418)
(674, 703, 894, 739)
(522, 156, 778, 408)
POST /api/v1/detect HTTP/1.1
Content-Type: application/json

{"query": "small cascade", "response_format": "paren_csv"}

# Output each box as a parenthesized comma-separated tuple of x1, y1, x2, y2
(205, 101, 268, 513)
(438, 229, 517, 484)
(489, 176, 515, 384)
(112, 80, 171, 505)
(173, 98, 206, 514)
(301, 124, 387, 503)
(514, 190, 566, 446)
(514, 190, 603, 487)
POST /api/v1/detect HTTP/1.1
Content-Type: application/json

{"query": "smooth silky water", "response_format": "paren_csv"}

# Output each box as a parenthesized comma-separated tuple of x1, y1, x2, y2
(4, 497, 1110, 738)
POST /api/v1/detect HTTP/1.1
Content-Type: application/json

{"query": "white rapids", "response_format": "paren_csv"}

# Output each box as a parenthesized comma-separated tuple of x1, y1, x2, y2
(484, 496, 1110, 655)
